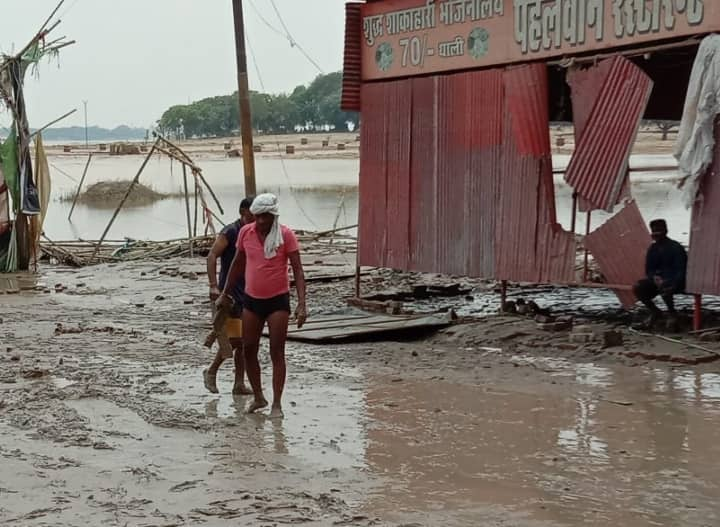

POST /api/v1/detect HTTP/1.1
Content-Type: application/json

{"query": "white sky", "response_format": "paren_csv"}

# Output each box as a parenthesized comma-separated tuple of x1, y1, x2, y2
(0, 0, 346, 129)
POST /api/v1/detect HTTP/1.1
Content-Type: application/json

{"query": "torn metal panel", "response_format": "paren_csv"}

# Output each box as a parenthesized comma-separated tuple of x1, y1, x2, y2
(565, 56, 653, 212)
(584, 201, 650, 308)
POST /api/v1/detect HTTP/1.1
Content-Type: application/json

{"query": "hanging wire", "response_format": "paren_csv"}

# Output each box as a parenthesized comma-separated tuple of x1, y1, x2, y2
(246, 0, 325, 74)
(268, 0, 325, 74)
(245, 27, 320, 230)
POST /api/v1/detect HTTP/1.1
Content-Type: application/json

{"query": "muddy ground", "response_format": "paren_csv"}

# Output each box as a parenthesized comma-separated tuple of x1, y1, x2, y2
(2, 259, 720, 526)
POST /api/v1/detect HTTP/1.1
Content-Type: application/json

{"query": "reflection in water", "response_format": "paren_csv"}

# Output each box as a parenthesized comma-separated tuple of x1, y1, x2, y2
(362, 370, 720, 526)
(557, 399, 609, 463)
(159, 365, 367, 471)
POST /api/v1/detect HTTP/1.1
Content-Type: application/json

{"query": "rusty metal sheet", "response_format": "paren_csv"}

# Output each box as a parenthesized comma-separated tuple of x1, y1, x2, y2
(584, 201, 650, 308)
(565, 56, 653, 212)
(358, 82, 389, 268)
(497, 63, 576, 283)
(341, 2, 362, 112)
(409, 75, 438, 273)
(359, 63, 576, 284)
(687, 121, 720, 296)
(568, 59, 631, 213)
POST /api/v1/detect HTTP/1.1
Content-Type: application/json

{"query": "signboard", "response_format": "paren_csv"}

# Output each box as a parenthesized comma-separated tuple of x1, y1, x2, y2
(361, 0, 720, 80)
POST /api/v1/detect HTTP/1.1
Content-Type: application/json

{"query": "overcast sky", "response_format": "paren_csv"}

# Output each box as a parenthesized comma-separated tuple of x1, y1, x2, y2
(0, 0, 345, 129)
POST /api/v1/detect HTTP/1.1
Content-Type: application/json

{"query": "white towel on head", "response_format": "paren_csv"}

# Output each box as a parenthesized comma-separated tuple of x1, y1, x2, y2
(250, 193, 283, 259)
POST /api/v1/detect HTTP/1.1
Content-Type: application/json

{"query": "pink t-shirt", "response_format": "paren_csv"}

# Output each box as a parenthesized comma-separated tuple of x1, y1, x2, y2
(236, 222, 300, 299)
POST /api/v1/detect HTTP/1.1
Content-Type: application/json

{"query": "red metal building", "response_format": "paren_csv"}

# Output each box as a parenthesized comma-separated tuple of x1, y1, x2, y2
(343, 0, 720, 320)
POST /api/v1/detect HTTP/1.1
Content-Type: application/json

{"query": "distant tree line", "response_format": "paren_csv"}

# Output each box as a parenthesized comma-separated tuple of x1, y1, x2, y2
(157, 72, 358, 138)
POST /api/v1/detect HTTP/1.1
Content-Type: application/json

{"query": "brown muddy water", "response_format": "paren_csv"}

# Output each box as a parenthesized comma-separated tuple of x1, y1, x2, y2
(45, 154, 691, 242)
(1, 260, 720, 525)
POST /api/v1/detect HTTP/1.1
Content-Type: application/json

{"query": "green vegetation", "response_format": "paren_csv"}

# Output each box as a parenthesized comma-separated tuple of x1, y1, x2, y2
(157, 72, 357, 138)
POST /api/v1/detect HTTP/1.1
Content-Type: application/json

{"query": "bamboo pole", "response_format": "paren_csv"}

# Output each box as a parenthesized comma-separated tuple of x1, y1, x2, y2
(30, 108, 77, 140)
(329, 190, 346, 246)
(91, 143, 157, 260)
(68, 152, 93, 221)
(154, 144, 224, 215)
(193, 180, 199, 238)
(182, 165, 194, 257)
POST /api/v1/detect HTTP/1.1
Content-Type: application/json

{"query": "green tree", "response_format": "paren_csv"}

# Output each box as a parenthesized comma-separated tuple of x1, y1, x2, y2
(157, 72, 358, 137)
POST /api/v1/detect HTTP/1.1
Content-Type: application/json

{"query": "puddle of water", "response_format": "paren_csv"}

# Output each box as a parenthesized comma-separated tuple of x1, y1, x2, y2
(52, 377, 77, 389)
(360, 372, 720, 526)
(158, 365, 368, 471)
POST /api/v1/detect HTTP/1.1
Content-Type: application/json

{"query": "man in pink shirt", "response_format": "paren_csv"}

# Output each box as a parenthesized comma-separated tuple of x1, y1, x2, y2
(219, 193, 307, 418)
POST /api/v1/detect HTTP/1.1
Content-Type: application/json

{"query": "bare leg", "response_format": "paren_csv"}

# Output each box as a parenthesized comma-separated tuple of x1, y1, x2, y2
(231, 338, 252, 395)
(267, 310, 289, 418)
(203, 351, 226, 394)
(243, 308, 268, 413)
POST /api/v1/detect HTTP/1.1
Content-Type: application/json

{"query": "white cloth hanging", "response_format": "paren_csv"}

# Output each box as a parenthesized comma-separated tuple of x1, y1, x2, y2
(675, 34, 720, 208)
(250, 193, 283, 259)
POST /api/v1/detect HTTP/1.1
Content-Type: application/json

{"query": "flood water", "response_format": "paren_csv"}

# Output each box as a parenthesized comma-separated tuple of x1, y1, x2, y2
(44, 154, 691, 242)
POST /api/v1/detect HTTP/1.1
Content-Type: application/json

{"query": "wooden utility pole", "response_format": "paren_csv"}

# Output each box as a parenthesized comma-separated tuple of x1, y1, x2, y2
(232, 0, 257, 197)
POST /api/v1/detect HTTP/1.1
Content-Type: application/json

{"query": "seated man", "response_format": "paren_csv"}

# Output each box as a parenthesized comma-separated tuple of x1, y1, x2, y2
(633, 219, 687, 329)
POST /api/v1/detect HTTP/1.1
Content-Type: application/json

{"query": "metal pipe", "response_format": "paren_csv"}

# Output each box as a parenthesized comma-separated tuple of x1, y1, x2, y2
(583, 211, 592, 283)
(500, 280, 508, 308)
(694, 294, 703, 332)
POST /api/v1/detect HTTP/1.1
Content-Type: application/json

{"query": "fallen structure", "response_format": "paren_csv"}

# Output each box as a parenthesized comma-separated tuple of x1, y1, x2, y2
(342, 0, 720, 329)
(0, 1, 75, 272)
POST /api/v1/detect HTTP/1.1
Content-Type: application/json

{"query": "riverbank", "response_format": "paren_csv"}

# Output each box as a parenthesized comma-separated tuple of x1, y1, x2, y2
(40, 125, 679, 161)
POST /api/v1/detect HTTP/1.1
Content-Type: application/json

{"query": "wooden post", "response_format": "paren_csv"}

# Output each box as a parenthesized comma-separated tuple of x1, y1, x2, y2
(182, 165, 194, 258)
(232, 0, 257, 196)
(92, 143, 157, 260)
(570, 192, 578, 234)
(583, 211, 592, 283)
(694, 294, 702, 332)
(68, 152, 93, 221)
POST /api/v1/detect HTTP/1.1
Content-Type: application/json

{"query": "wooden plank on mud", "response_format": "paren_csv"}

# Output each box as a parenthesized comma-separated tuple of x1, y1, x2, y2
(263, 311, 453, 343)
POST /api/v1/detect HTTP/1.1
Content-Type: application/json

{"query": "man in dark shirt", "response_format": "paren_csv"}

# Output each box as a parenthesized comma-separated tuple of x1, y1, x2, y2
(633, 219, 687, 329)
(204, 197, 254, 395)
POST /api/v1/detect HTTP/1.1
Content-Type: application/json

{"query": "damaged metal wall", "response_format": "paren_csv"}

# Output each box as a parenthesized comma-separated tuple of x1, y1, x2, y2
(687, 120, 720, 296)
(358, 64, 575, 283)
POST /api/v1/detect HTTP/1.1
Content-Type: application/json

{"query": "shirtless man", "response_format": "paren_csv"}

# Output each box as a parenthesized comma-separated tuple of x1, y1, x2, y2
(204, 197, 254, 395)
(219, 193, 307, 418)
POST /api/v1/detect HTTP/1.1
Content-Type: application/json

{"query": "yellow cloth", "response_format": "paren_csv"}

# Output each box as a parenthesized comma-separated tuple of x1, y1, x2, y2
(225, 318, 242, 339)
(29, 133, 51, 263)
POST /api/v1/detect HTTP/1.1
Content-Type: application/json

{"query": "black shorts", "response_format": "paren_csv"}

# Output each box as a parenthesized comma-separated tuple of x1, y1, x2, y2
(243, 293, 291, 319)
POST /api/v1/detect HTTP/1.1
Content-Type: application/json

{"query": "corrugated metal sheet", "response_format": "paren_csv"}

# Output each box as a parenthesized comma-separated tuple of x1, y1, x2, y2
(687, 119, 720, 295)
(359, 64, 576, 284)
(584, 201, 650, 308)
(565, 56, 653, 212)
(567, 60, 631, 213)
(341, 2, 362, 112)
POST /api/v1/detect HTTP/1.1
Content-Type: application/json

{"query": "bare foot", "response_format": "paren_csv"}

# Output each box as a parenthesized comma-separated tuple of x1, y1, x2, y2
(203, 369, 219, 394)
(247, 397, 269, 414)
(269, 405, 284, 420)
(232, 383, 253, 396)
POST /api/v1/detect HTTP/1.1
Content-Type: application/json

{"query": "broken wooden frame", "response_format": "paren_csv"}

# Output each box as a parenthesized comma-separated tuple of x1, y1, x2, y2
(91, 136, 224, 261)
